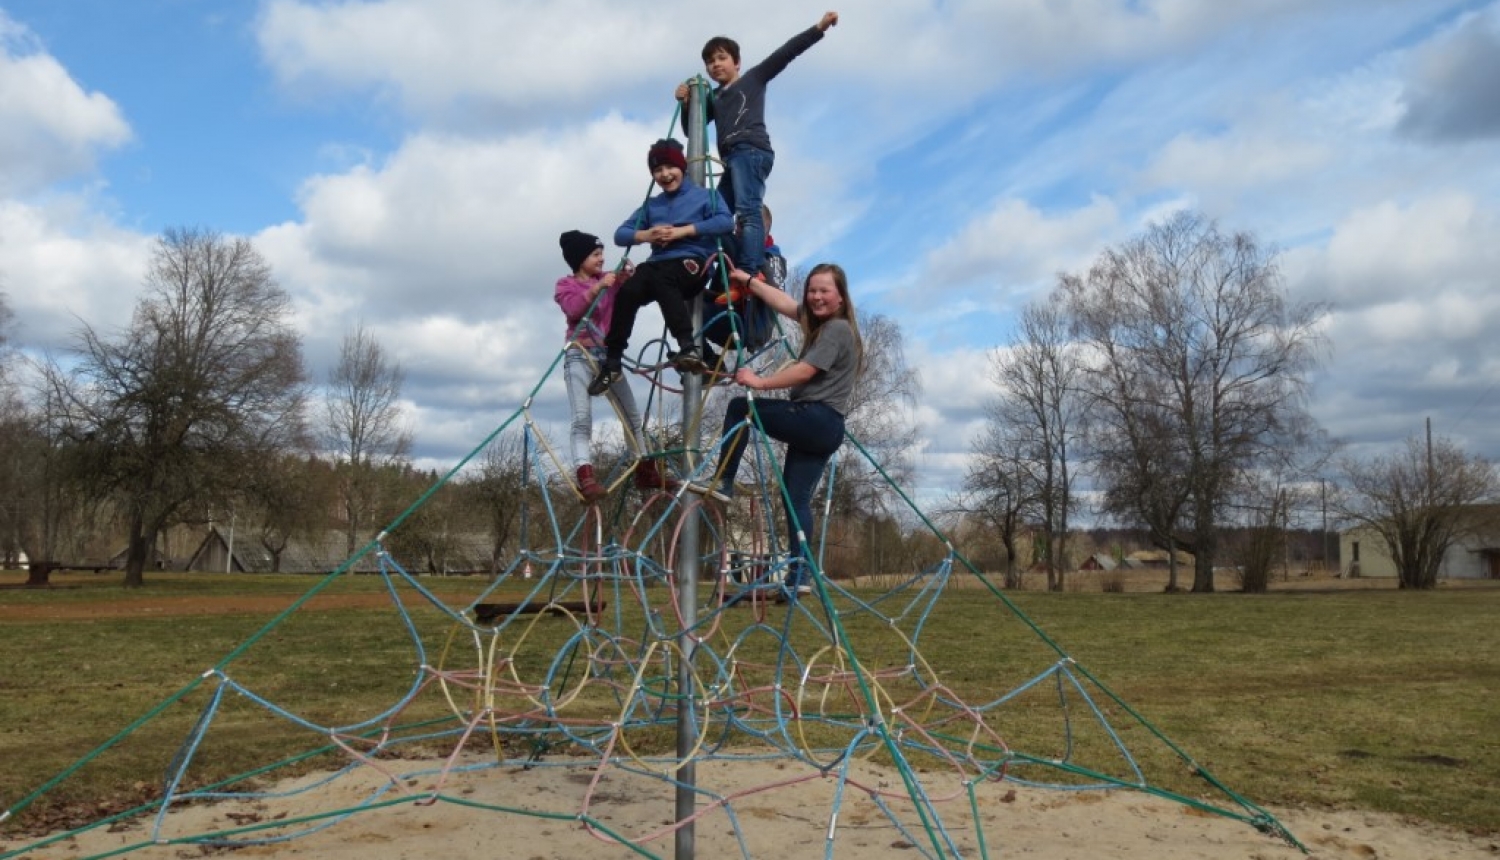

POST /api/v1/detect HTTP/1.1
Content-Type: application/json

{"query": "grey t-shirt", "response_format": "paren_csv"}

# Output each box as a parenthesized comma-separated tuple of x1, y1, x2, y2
(790, 318, 858, 415)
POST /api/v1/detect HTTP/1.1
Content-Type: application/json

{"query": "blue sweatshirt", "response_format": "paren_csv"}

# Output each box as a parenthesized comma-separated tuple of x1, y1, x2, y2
(614, 177, 733, 262)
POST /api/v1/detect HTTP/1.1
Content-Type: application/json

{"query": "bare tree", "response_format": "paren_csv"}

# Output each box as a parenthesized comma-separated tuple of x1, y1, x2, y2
(1062, 211, 1326, 592)
(1334, 434, 1500, 589)
(984, 296, 1085, 590)
(323, 323, 413, 555)
(1225, 424, 1334, 592)
(0, 290, 29, 567)
(843, 312, 921, 487)
(47, 228, 308, 586)
(0, 404, 41, 568)
(1079, 340, 1197, 591)
(0, 289, 73, 571)
(468, 433, 533, 575)
(957, 443, 1032, 588)
(384, 468, 478, 574)
(241, 453, 334, 572)
(13, 384, 102, 572)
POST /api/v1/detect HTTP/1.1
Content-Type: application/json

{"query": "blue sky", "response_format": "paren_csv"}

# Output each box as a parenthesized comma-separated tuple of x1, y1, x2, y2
(3, 0, 1499, 509)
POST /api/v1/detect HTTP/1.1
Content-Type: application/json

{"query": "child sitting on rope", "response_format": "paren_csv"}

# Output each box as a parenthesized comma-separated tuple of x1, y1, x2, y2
(674, 11, 837, 278)
(555, 230, 674, 502)
(586, 138, 733, 397)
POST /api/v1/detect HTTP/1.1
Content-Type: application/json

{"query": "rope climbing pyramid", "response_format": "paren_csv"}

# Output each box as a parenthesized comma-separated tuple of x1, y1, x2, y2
(0, 341, 1302, 859)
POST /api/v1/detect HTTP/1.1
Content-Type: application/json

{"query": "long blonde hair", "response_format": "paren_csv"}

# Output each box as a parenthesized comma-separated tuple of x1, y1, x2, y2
(798, 263, 864, 372)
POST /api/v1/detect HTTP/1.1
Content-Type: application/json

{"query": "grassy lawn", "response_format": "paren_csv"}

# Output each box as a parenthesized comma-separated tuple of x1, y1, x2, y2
(1, 570, 1497, 842)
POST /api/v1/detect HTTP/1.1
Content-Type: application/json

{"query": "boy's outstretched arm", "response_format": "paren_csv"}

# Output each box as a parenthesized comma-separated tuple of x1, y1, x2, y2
(753, 13, 839, 83)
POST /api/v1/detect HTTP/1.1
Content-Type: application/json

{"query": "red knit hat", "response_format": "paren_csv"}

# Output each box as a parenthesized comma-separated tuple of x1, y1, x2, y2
(647, 138, 687, 172)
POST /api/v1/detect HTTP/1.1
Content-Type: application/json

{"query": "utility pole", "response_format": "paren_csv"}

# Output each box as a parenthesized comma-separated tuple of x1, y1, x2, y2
(1321, 479, 1331, 575)
(1426, 415, 1435, 509)
(225, 508, 236, 573)
(1280, 488, 1290, 581)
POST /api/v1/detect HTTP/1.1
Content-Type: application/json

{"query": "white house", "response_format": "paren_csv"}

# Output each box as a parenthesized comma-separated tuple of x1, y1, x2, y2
(1340, 506, 1500, 579)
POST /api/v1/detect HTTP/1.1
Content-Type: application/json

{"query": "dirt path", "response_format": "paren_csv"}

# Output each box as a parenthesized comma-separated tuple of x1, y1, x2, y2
(0, 591, 431, 621)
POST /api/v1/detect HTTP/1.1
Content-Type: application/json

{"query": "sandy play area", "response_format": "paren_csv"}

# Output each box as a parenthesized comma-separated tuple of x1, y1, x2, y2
(10, 753, 1496, 860)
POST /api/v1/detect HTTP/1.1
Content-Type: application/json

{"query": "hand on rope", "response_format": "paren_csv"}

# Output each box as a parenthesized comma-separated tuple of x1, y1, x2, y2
(710, 250, 747, 305)
(607, 258, 635, 290)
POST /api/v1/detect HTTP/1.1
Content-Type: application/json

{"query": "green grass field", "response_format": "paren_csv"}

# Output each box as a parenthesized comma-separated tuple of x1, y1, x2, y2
(1, 570, 1497, 843)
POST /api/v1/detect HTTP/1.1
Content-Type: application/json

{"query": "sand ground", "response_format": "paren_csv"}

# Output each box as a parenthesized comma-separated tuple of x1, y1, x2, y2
(12, 755, 1497, 860)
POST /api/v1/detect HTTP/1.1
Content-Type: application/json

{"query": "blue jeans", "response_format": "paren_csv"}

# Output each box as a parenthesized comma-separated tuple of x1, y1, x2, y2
(720, 144, 774, 276)
(564, 346, 644, 467)
(713, 397, 844, 586)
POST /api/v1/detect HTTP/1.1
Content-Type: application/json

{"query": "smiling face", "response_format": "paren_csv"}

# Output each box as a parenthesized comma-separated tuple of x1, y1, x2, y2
(705, 48, 739, 85)
(579, 247, 605, 278)
(652, 163, 684, 193)
(803, 271, 845, 321)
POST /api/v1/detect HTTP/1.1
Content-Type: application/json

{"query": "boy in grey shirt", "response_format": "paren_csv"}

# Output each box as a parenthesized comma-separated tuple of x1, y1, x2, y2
(675, 12, 838, 278)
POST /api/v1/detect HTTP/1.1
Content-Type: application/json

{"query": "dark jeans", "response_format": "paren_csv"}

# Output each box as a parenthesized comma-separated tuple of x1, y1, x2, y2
(700, 295, 775, 357)
(603, 257, 708, 364)
(714, 397, 844, 586)
(701, 252, 785, 356)
(718, 144, 774, 275)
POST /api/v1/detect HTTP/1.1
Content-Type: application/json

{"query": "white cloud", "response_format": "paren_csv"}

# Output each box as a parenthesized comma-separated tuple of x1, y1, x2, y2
(253, 115, 691, 452)
(0, 13, 132, 196)
(914, 196, 1120, 302)
(1298, 192, 1500, 453)
(0, 198, 150, 348)
(1142, 130, 1331, 196)
(904, 343, 997, 498)
(252, 0, 1357, 137)
(258, 0, 699, 119)
(260, 114, 658, 322)
(385, 314, 556, 408)
(1312, 193, 1500, 307)
(201, 0, 1500, 497)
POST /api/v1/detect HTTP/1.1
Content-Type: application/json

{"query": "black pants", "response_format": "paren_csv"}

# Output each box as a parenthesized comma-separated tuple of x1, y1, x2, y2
(604, 257, 707, 364)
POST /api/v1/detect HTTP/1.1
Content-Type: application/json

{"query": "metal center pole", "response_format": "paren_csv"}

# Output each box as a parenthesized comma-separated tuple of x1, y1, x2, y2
(674, 80, 709, 860)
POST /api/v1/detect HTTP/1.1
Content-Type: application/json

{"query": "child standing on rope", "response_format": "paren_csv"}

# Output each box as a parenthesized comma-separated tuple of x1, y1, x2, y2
(674, 11, 838, 279)
(587, 138, 734, 397)
(687, 263, 863, 599)
(703, 203, 786, 360)
(555, 230, 673, 502)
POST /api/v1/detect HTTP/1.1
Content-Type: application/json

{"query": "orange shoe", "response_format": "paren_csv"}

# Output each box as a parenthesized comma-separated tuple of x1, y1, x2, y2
(713, 285, 747, 306)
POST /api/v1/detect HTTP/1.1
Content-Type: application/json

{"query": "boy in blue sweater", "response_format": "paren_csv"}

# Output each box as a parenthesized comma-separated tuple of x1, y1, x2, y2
(587, 138, 734, 397)
(674, 12, 838, 279)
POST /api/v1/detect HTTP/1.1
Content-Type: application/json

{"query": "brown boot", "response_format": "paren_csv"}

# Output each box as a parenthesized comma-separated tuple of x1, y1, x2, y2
(576, 465, 607, 503)
(634, 458, 679, 492)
